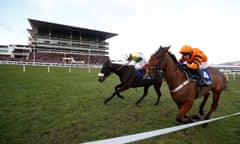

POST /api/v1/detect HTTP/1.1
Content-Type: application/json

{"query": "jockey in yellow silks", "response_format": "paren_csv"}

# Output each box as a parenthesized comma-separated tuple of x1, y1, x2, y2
(127, 52, 148, 79)
(127, 52, 147, 70)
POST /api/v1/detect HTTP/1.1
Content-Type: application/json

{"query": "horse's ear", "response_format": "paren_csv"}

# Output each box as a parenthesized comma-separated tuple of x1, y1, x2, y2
(166, 45, 171, 51)
(164, 46, 170, 52)
(104, 59, 111, 64)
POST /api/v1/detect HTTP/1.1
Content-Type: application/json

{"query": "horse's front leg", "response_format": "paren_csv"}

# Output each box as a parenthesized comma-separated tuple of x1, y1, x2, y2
(103, 83, 127, 105)
(103, 91, 118, 105)
(176, 101, 194, 123)
(136, 86, 149, 105)
(103, 84, 121, 105)
(115, 84, 125, 99)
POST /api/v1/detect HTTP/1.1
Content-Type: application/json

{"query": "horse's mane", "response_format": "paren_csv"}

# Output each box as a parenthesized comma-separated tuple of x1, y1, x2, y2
(168, 51, 178, 64)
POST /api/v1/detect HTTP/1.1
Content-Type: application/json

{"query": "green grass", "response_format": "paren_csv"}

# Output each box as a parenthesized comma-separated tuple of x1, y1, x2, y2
(0, 65, 239, 144)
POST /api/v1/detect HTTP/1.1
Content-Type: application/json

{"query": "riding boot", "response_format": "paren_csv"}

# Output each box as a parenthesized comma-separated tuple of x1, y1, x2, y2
(198, 69, 207, 86)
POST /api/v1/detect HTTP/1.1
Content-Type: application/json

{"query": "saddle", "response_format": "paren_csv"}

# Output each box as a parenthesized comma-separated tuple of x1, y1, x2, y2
(135, 69, 143, 78)
(131, 67, 151, 80)
(178, 63, 212, 87)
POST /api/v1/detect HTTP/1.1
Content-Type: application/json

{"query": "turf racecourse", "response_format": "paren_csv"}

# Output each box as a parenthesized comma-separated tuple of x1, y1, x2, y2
(0, 65, 239, 144)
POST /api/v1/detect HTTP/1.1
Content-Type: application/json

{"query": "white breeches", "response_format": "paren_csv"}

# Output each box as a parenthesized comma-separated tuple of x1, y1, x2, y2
(200, 62, 209, 69)
(135, 59, 147, 70)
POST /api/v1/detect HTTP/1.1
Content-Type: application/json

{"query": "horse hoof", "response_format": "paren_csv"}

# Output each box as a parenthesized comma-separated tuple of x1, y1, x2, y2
(103, 100, 108, 105)
(191, 115, 201, 120)
(176, 116, 183, 123)
(184, 120, 193, 124)
(204, 114, 210, 120)
(154, 102, 159, 105)
(135, 102, 140, 106)
(199, 111, 204, 116)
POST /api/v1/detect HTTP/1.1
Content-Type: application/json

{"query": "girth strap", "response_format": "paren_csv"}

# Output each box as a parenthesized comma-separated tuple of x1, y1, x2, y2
(171, 80, 190, 93)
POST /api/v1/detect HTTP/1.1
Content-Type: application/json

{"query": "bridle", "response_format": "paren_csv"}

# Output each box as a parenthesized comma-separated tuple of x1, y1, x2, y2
(98, 64, 128, 78)
(149, 50, 190, 93)
(150, 50, 166, 73)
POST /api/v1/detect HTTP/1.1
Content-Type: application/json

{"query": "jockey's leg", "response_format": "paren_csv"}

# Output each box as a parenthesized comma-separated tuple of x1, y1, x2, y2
(198, 69, 208, 86)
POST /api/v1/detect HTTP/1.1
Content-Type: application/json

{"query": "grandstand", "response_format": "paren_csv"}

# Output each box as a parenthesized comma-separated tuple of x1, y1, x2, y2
(28, 19, 117, 64)
(0, 44, 31, 61)
(0, 45, 11, 60)
(0, 19, 117, 65)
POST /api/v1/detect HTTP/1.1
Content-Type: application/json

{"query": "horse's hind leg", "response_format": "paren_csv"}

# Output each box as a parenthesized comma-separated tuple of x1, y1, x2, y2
(136, 86, 149, 105)
(204, 91, 221, 120)
(199, 92, 210, 116)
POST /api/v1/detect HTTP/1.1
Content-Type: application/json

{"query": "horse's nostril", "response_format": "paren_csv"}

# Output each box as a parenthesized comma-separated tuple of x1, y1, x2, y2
(98, 77, 104, 83)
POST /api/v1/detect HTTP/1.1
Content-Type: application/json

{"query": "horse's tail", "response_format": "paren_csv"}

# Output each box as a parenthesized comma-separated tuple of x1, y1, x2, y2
(210, 67, 227, 91)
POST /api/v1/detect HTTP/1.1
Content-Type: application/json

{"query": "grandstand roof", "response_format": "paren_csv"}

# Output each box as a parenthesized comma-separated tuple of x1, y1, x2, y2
(28, 18, 118, 41)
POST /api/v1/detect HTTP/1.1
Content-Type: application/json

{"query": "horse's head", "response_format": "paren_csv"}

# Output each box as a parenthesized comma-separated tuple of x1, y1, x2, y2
(144, 45, 171, 74)
(98, 60, 112, 83)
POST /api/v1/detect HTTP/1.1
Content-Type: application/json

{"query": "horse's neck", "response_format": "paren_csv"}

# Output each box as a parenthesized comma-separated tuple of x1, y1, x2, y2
(163, 55, 186, 90)
(110, 64, 133, 82)
(110, 64, 124, 75)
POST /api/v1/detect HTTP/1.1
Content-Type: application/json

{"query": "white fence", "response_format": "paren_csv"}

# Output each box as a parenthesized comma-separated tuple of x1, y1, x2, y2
(219, 69, 240, 80)
(0, 60, 101, 68)
(84, 112, 240, 144)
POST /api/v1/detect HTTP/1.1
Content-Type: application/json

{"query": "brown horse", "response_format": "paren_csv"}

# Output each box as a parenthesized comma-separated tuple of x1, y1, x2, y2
(144, 45, 227, 124)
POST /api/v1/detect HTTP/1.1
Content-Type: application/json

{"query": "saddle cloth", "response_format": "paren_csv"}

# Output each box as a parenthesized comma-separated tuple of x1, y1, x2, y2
(201, 69, 212, 85)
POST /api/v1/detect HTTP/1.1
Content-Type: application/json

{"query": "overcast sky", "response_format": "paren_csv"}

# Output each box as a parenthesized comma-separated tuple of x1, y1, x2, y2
(1, 0, 240, 64)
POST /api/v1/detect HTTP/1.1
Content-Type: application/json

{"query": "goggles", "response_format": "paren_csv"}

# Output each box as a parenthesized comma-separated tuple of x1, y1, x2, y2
(182, 53, 191, 56)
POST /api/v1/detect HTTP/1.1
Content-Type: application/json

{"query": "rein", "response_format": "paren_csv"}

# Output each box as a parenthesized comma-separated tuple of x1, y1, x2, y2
(115, 64, 128, 72)
(98, 64, 128, 77)
(155, 52, 190, 93)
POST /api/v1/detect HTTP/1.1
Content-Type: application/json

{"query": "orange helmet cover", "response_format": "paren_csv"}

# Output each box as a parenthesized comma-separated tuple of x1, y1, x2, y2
(180, 45, 193, 53)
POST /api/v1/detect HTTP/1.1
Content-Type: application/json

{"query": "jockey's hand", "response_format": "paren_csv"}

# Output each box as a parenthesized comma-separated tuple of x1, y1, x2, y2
(181, 63, 188, 70)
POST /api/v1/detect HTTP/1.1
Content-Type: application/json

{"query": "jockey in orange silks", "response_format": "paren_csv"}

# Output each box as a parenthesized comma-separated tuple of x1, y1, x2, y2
(179, 45, 209, 86)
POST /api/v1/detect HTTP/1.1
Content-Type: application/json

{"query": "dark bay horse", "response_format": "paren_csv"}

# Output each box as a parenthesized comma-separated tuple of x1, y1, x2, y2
(144, 46, 227, 124)
(98, 60, 163, 105)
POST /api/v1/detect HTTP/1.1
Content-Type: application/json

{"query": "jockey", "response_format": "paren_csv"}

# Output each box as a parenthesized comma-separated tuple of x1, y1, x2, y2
(127, 52, 148, 78)
(179, 45, 208, 86)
